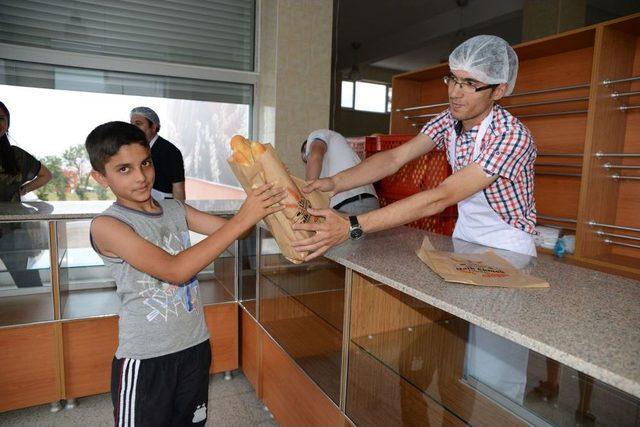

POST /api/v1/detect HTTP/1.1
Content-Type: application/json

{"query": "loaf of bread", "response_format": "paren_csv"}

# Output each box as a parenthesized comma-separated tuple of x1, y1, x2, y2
(228, 135, 330, 263)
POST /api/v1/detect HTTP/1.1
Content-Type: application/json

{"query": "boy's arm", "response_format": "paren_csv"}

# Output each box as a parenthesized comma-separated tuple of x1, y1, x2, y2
(92, 184, 285, 284)
(184, 204, 228, 235)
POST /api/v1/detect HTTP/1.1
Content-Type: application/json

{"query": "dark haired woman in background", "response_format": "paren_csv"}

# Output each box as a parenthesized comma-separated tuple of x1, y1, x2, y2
(0, 101, 52, 287)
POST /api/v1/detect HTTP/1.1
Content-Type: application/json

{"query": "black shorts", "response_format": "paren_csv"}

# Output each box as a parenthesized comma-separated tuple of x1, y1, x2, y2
(111, 340, 211, 427)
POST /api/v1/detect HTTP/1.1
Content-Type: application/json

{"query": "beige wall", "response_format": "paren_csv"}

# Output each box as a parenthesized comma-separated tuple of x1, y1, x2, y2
(256, 0, 334, 178)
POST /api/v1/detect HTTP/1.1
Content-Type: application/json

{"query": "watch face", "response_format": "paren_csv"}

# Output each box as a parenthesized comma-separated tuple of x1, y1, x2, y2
(350, 228, 364, 240)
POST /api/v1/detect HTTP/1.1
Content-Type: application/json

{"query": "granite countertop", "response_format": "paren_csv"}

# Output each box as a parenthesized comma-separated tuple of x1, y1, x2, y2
(324, 226, 640, 399)
(0, 200, 244, 221)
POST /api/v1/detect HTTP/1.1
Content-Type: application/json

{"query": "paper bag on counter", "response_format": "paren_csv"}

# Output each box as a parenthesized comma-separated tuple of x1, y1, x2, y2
(416, 236, 549, 288)
(227, 136, 330, 264)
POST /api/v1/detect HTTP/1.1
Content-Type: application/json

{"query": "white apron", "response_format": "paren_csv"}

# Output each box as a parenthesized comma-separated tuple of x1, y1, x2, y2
(450, 112, 536, 257)
(450, 112, 532, 404)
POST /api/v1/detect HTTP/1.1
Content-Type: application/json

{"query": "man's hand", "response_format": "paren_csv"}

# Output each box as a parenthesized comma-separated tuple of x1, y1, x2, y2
(301, 177, 337, 197)
(291, 208, 350, 260)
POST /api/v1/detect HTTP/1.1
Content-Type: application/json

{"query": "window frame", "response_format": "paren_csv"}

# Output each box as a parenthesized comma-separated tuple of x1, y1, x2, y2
(0, 0, 259, 136)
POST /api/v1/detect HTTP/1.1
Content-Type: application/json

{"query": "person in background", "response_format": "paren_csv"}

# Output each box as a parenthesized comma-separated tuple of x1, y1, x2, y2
(0, 101, 52, 287)
(130, 106, 186, 200)
(301, 129, 379, 215)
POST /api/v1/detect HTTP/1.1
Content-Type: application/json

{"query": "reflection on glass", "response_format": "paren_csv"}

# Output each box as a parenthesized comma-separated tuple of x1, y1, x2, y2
(258, 227, 345, 404)
(59, 220, 118, 319)
(238, 226, 258, 317)
(0, 220, 53, 326)
(346, 273, 640, 427)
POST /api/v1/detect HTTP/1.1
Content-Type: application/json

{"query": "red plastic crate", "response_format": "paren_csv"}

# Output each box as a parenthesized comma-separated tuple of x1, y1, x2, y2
(364, 134, 458, 236)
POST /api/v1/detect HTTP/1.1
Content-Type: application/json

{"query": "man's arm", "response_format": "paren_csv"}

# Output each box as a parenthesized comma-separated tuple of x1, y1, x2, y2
(172, 181, 186, 201)
(292, 163, 497, 260)
(305, 140, 327, 181)
(303, 133, 436, 195)
(92, 184, 286, 284)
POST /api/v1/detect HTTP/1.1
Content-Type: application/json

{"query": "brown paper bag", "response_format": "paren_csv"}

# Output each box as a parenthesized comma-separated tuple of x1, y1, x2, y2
(416, 236, 549, 288)
(228, 142, 330, 264)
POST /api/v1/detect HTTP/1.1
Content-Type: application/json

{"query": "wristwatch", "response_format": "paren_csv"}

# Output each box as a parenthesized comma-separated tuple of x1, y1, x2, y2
(348, 215, 364, 240)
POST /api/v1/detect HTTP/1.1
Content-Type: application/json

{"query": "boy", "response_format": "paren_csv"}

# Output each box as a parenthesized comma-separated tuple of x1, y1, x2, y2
(86, 121, 285, 426)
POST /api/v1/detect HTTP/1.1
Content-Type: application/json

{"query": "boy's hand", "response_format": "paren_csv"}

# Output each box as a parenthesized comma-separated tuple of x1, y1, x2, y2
(236, 183, 286, 228)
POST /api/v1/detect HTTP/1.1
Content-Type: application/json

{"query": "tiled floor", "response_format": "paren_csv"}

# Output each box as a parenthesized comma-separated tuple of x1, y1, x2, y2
(0, 371, 277, 427)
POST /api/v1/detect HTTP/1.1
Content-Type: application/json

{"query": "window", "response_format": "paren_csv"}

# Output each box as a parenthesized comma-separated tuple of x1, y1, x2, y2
(341, 81, 354, 109)
(1, 60, 252, 201)
(0, 0, 257, 202)
(341, 80, 392, 113)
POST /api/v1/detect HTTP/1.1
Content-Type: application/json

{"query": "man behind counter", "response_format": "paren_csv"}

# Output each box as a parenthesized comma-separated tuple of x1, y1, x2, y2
(292, 34, 537, 405)
(292, 35, 537, 260)
(130, 107, 186, 200)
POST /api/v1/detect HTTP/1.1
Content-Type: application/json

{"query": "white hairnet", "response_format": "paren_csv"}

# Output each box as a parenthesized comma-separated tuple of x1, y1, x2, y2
(448, 35, 519, 95)
(130, 106, 161, 130)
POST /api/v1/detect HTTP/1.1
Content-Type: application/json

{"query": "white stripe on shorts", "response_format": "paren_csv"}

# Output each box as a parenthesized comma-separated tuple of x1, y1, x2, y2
(118, 359, 129, 427)
(118, 359, 141, 427)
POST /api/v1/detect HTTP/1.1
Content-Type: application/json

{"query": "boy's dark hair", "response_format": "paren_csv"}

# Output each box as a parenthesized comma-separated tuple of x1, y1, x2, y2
(85, 121, 149, 174)
(300, 139, 307, 154)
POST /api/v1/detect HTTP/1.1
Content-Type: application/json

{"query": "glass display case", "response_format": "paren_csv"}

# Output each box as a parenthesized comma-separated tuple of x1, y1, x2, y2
(2, 203, 639, 424)
(257, 226, 346, 404)
(0, 220, 53, 326)
(238, 225, 258, 317)
(0, 211, 244, 325)
(0, 201, 249, 412)
(345, 272, 640, 427)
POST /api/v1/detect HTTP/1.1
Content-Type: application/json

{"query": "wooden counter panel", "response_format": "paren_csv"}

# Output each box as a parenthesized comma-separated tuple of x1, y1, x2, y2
(204, 303, 238, 373)
(0, 292, 54, 327)
(0, 323, 61, 412)
(63, 316, 118, 398)
(261, 333, 345, 427)
(351, 272, 453, 339)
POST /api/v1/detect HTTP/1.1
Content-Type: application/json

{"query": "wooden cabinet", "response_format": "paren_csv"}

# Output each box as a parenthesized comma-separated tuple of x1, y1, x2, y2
(63, 317, 118, 399)
(576, 16, 640, 277)
(390, 13, 640, 279)
(0, 323, 62, 412)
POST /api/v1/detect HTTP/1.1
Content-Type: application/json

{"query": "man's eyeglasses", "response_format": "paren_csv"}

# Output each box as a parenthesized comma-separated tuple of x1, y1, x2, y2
(443, 74, 498, 93)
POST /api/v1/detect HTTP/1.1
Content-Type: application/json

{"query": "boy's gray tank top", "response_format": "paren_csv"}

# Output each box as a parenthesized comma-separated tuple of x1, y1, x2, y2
(91, 199, 210, 360)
